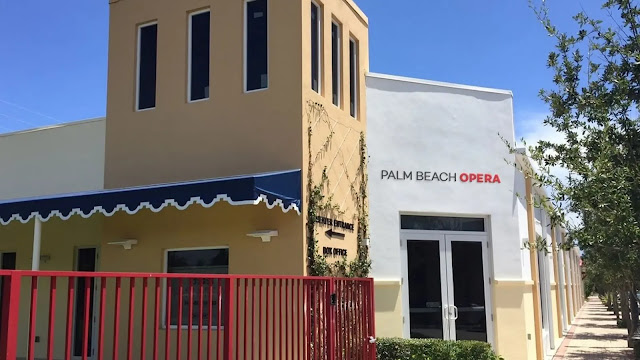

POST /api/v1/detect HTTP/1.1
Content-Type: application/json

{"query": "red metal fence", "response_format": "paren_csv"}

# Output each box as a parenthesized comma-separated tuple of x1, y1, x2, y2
(0, 271, 375, 360)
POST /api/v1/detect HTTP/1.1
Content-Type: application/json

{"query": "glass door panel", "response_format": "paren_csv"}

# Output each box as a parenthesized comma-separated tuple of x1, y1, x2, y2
(407, 240, 446, 339)
(448, 240, 488, 342)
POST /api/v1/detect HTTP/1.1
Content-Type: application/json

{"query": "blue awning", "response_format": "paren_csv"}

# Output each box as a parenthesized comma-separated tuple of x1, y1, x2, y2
(0, 169, 301, 225)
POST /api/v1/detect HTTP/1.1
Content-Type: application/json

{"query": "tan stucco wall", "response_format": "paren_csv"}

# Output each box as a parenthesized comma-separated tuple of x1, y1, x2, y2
(0, 216, 103, 359)
(373, 282, 403, 337)
(100, 203, 302, 275)
(371, 279, 543, 359)
(492, 280, 537, 360)
(105, 0, 369, 271)
(301, 0, 369, 271)
(0, 202, 301, 359)
(105, 0, 304, 188)
(98, 203, 301, 359)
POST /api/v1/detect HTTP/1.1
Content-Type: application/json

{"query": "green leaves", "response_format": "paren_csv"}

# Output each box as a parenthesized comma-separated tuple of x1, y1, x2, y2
(306, 101, 371, 277)
(527, 0, 640, 295)
(376, 338, 503, 360)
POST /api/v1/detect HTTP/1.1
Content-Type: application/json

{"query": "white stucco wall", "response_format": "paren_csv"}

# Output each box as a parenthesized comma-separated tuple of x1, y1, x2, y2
(366, 73, 526, 281)
(515, 171, 532, 280)
(0, 118, 105, 200)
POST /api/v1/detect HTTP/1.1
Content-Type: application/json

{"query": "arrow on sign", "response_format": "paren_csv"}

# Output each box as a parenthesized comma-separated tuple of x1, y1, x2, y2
(325, 229, 345, 239)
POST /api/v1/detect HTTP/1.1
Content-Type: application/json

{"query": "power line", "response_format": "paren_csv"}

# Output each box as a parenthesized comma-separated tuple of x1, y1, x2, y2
(0, 113, 43, 129)
(0, 99, 58, 123)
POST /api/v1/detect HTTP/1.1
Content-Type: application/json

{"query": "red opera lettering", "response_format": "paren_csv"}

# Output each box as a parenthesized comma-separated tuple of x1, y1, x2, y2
(460, 173, 501, 184)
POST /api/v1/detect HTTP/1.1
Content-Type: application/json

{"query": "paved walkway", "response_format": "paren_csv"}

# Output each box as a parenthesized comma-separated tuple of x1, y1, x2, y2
(553, 296, 633, 359)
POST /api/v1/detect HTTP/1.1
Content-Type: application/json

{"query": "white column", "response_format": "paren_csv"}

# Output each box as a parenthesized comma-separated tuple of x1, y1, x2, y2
(31, 218, 41, 270)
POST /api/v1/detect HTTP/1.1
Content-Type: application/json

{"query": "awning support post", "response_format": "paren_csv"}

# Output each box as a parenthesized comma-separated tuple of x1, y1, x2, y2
(31, 218, 41, 270)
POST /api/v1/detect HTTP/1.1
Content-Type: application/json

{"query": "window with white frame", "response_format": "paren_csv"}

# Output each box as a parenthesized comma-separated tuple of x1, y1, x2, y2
(349, 37, 358, 118)
(245, 0, 268, 91)
(166, 248, 229, 327)
(331, 21, 341, 106)
(137, 22, 158, 110)
(311, 2, 322, 93)
(189, 10, 211, 102)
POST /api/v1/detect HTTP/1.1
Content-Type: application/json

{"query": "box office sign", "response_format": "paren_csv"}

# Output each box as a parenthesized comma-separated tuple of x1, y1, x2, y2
(381, 170, 501, 184)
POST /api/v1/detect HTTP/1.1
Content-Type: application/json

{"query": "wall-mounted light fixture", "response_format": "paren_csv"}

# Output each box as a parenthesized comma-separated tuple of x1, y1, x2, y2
(108, 239, 138, 250)
(246, 230, 278, 243)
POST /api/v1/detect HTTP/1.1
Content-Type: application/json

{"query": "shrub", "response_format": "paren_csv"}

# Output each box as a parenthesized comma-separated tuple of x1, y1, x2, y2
(376, 338, 503, 360)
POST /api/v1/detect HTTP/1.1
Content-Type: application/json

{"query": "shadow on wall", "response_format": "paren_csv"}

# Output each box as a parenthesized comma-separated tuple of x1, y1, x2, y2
(375, 284, 401, 311)
(512, 166, 527, 218)
(366, 75, 512, 103)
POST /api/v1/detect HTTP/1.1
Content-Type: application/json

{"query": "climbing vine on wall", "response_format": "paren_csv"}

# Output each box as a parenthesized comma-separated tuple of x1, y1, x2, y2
(306, 101, 371, 277)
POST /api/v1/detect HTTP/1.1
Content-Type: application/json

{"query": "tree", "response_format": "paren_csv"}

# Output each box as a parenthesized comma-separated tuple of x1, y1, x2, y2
(525, 0, 640, 345)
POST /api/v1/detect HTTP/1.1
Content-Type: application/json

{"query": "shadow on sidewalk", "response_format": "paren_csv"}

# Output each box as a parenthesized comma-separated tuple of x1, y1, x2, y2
(553, 296, 634, 359)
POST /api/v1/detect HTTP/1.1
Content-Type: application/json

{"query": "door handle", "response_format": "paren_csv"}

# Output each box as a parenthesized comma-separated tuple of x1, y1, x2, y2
(443, 305, 449, 320)
(450, 305, 459, 320)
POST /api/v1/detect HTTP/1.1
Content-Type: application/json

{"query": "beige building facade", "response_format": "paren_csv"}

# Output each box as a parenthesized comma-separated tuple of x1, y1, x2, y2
(0, 1, 368, 358)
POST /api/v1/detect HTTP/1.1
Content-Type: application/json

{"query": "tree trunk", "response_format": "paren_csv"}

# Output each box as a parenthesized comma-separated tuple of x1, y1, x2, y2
(624, 288, 638, 348)
(614, 291, 621, 320)
(631, 287, 639, 338)
(621, 288, 632, 347)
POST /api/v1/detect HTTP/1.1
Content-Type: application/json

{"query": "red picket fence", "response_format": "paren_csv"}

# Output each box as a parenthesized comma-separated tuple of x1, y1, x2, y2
(0, 271, 375, 360)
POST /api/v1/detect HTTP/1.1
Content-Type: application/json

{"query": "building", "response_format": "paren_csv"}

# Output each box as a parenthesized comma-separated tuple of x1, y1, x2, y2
(366, 73, 584, 360)
(0, 0, 371, 358)
(0, 1, 586, 359)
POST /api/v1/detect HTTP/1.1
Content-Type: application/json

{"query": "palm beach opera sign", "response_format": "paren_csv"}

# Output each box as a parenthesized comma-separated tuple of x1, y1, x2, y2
(381, 170, 501, 184)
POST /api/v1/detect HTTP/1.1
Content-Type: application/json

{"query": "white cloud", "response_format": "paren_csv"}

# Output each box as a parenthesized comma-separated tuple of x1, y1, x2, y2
(515, 111, 582, 228)
(515, 111, 565, 149)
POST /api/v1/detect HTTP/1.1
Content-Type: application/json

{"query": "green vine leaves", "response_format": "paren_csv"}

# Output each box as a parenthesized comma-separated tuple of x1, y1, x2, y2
(306, 101, 371, 277)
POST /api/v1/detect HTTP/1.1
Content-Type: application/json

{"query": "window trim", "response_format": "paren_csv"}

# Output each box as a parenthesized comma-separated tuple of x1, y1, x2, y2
(187, 8, 211, 103)
(331, 19, 341, 108)
(349, 36, 358, 119)
(311, 1, 322, 94)
(244, 0, 269, 93)
(162, 246, 230, 330)
(136, 21, 158, 112)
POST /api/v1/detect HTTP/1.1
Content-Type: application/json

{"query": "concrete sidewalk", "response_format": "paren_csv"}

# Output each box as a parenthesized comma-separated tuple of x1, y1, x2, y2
(553, 296, 633, 359)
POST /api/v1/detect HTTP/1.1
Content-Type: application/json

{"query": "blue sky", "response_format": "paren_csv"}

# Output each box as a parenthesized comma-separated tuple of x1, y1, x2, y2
(0, 0, 601, 140)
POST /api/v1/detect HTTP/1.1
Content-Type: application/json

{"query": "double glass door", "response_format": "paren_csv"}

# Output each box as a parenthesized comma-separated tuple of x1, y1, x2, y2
(403, 233, 491, 343)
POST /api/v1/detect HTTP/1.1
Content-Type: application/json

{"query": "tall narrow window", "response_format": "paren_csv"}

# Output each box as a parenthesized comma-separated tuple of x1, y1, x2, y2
(331, 21, 341, 106)
(349, 37, 358, 118)
(311, 2, 321, 93)
(137, 22, 158, 110)
(189, 10, 210, 102)
(245, 0, 268, 91)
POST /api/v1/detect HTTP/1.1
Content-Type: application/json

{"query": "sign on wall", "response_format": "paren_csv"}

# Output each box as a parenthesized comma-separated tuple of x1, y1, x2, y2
(380, 170, 501, 184)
